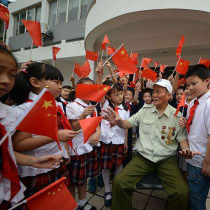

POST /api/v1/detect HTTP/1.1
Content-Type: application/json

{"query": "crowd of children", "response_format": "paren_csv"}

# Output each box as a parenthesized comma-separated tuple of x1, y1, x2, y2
(0, 41, 210, 210)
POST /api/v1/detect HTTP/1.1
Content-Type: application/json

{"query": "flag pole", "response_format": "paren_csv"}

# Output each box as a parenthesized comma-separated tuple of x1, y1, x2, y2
(100, 50, 104, 60)
(198, 57, 201, 64)
(106, 46, 108, 60)
(71, 62, 75, 77)
(172, 56, 181, 75)
(29, 40, 33, 60)
(52, 47, 54, 67)
(8, 200, 27, 210)
(3, 22, 6, 43)
(102, 43, 124, 67)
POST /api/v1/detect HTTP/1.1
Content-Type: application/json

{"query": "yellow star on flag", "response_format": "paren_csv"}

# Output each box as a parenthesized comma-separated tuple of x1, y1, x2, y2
(42, 101, 53, 109)
(104, 87, 109, 92)
(121, 50, 125, 55)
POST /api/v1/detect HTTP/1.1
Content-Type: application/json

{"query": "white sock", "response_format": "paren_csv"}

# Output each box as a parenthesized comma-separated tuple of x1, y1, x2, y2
(102, 169, 112, 200)
(115, 165, 123, 176)
(78, 198, 86, 207)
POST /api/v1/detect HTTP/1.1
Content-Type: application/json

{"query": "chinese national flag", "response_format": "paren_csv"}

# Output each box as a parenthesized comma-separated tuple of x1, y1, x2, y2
(107, 46, 116, 55)
(86, 50, 99, 62)
(154, 62, 159, 69)
(79, 117, 103, 143)
(26, 177, 77, 210)
(198, 58, 210, 68)
(141, 57, 153, 68)
(76, 84, 111, 103)
(22, 20, 42, 47)
(16, 89, 60, 149)
(177, 78, 186, 88)
(81, 60, 91, 78)
(112, 45, 138, 74)
(175, 58, 190, 75)
(101, 34, 110, 50)
(0, 4, 9, 29)
(131, 52, 139, 65)
(176, 36, 185, 59)
(73, 62, 83, 78)
(175, 93, 185, 116)
(160, 64, 168, 73)
(52, 47, 61, 60)
(142, 67, 157, 82)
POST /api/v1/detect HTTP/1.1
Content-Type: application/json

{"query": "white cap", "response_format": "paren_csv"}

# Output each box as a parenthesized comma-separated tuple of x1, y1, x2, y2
(146, 79, 172, 93)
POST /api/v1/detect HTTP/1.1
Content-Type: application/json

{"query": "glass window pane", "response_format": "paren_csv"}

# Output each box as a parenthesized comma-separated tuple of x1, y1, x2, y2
(49, 1, 57, 27)
(14, 13, 20, 36)
(81, 0, 88, 19)
(58, 0, 68, 24)
(68, 0, 79, 21)
(19, 11, 26, 34)
(35, 6, 41, 22)
(27, 8, 35, 21)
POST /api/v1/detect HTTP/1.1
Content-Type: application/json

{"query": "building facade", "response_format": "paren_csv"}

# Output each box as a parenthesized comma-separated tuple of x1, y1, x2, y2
(6, 0, 210, 84)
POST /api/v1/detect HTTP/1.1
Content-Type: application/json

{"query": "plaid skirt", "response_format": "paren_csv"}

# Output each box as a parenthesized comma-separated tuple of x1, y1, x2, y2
(20, 160, 70, 199)
(68, 146, 99, 187)
(100, 142, 126, 171)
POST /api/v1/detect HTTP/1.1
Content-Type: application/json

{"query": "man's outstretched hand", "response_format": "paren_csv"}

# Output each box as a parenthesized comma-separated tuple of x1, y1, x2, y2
(101, 106, 122, 126)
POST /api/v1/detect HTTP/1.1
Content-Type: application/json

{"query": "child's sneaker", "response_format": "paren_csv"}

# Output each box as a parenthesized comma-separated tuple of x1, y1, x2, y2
(77, 202, 97, 210)
(88, 178, 97, 194)
(97, 174, 104, 187)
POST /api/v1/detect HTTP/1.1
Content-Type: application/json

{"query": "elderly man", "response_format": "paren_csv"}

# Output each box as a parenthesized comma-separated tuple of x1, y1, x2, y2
(102, 79, 200, 210)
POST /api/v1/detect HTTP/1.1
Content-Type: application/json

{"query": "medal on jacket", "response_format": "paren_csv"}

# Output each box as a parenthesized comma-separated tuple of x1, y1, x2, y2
(161, 126, 166, 134)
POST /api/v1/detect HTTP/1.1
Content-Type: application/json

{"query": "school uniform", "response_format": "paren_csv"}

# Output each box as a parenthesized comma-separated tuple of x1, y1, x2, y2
(66, 98, 99, 186)
(15, 92, 70, 198)
(186, 90, 210, 209)
(100, 99, 130, 171)
(0, 102, 25, 207)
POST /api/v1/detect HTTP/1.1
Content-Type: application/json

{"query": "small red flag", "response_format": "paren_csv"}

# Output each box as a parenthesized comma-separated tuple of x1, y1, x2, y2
(16, 89, 60, 149)
(176, 36, 185, 59)
(107, 46, 116, 55)
(81, 60, 91, 78)
(175, 58, 190, 75)
(175, 93, 185, 116)
(142, 67, 157, 82)
(160, 64, 168, 73)
(0, 4, 9, 29)
(26, 177, 77, 210)
(22, 20, 42, 47)
(101, 34, 110, 50)
(73, 62, 83, 78)
(86, 50, 99, 62)
(112, 45, 138, 74)
(131, 53, 139, 65)
(52, 47, 61, 60)
(76, 84, 111, 102)
(154, 62, 159, 69)
(177, 78, 186, 88)
(0, 124, 21, 202)
(79, 117, 103, 143)
(141, 57, 153, 68)
(198, 57, 210, 68)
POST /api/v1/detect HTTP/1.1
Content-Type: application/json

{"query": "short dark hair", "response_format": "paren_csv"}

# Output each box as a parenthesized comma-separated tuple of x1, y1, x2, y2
(77, 77, 95, 85)
(177, 86, 184, 91)
(185, 64, 210, 80)
(142, 88, 152, 97)
(63, 85, 72, 90)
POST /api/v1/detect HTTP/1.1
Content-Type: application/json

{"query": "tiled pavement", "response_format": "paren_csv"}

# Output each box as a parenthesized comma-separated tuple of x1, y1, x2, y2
(75, 180, 210, 210)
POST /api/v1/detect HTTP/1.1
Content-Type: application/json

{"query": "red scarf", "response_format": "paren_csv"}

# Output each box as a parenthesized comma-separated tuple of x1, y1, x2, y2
(126, 102, 131, 112)
(186, 99, 199, 133)
(56, 106, 72, 130)
(0, 123, 21, 205)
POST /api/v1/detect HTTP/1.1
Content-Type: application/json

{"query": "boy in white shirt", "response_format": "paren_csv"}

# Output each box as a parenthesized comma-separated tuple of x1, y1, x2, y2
(180, 64, 210, 209)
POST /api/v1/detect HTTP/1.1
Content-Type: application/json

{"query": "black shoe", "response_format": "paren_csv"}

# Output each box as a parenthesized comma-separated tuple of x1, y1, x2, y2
(77, 202, 97, 210)
(104, 192, 112, 207)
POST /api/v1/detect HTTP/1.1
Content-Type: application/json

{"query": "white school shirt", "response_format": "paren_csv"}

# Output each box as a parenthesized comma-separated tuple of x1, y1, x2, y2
(187, 90, 210, 168)
(66, 98, 100, 156)
(15, 92, 68, 177)
(60, 97, 70, 104)
(100, 99, 130, 145)
(0, 102, 26, 205)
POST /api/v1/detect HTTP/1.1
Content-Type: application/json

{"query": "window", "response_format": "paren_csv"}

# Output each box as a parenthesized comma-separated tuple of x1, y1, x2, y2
(81, 0, 88, 19)
(68, 0, 79, 21)
(58, 0, 68, 24)
(49, 1, 58, 27)
(49, 0, 88, 27)
(13, 5, 41, 36)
